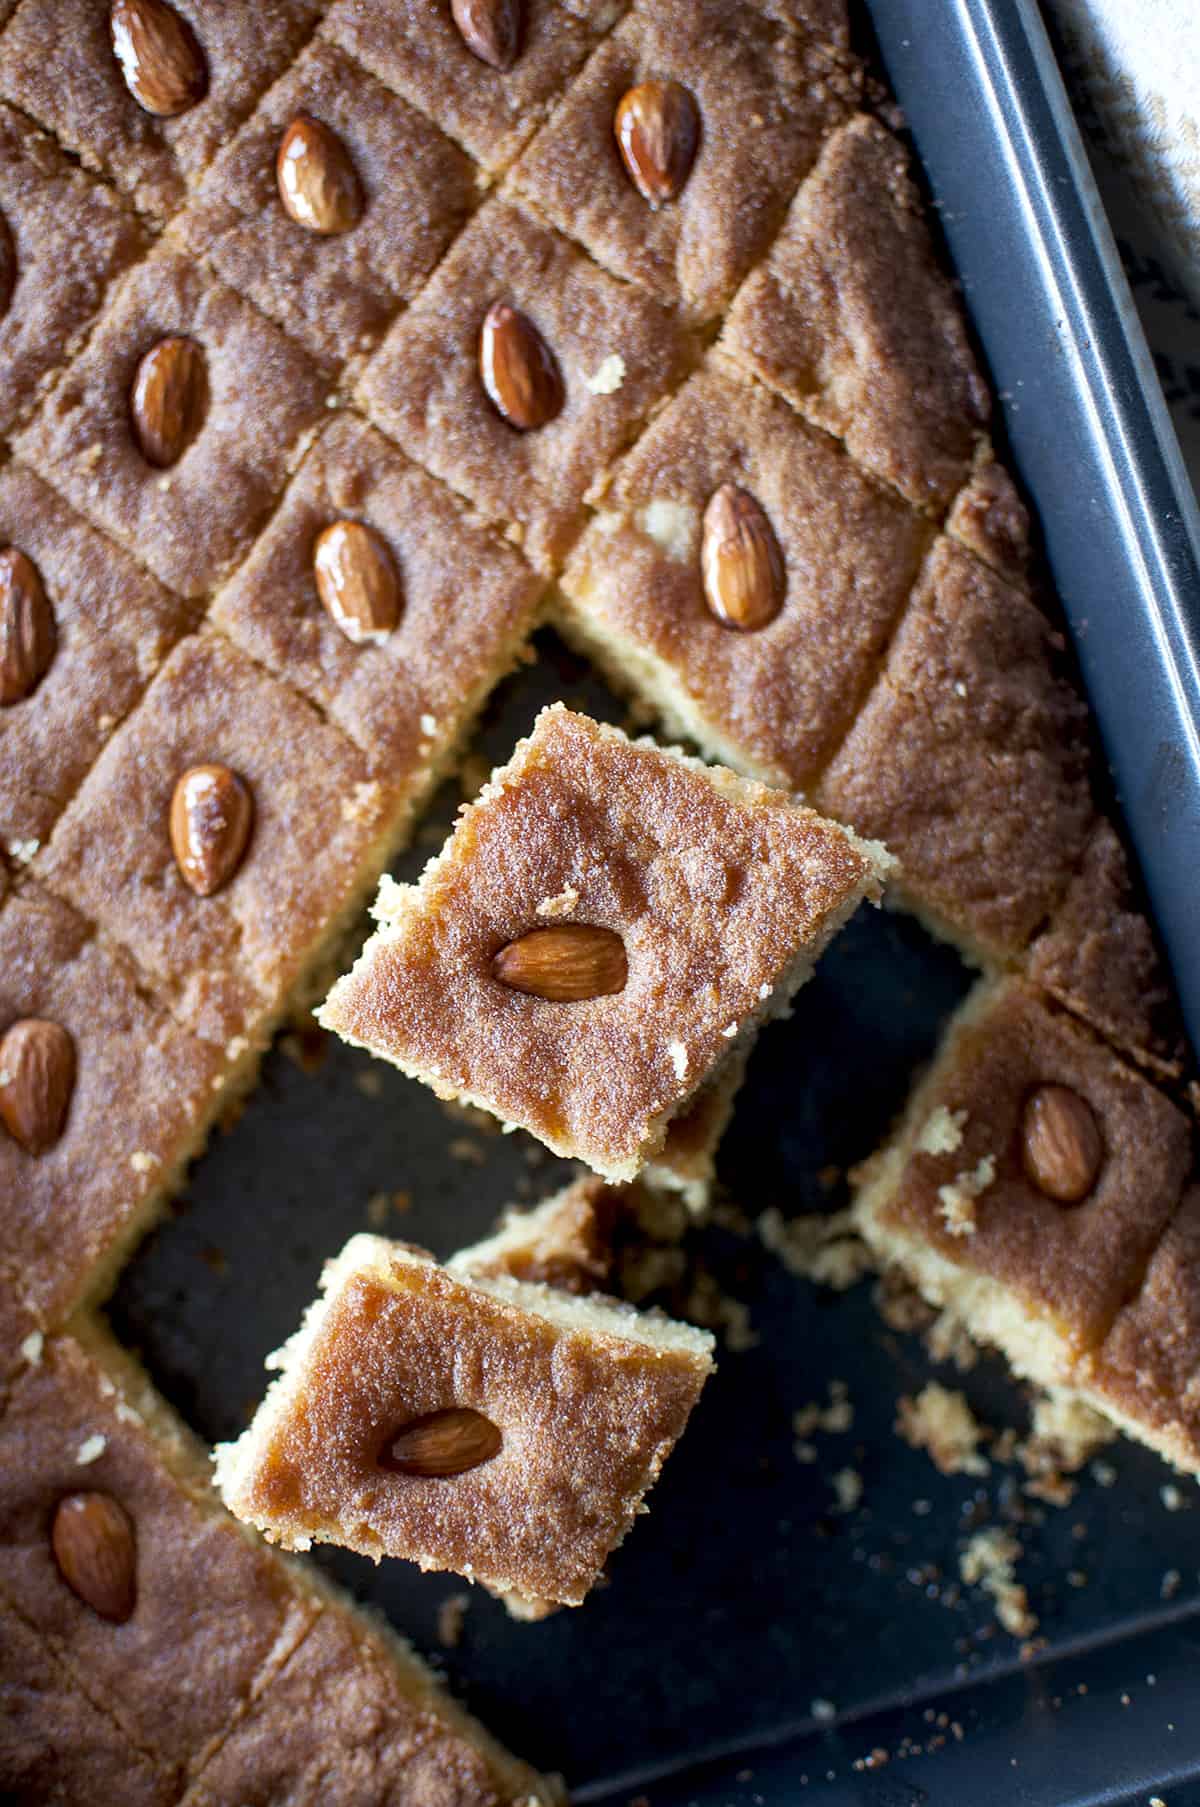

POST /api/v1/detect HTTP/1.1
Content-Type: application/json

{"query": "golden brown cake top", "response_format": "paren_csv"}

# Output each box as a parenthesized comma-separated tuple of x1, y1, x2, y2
(321, 705, 888, 1176)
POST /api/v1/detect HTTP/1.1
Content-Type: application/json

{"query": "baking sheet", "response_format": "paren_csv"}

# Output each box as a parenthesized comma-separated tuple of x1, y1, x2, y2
(110, 0, 1200, 1801)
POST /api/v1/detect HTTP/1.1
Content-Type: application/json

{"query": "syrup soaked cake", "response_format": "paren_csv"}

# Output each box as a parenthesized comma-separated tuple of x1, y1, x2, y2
(320, 705, 891, 1180)
(0, 0, 1197, 1789)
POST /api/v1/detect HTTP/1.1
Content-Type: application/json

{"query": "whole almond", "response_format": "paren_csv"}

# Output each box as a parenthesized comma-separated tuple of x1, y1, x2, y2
(701, 483, 786, 631)
(479, 301, 564, 431)
(1020, 1084, 1103, 1203)
(451, 0, 521, 70)
(0, 548, 56, 707)
(276, 114, 363, 236)
(614, 79, 699, 207)
(110, 0, 207, 118)
(313, 521, 401, 645)
(0, 209, 15, 320)
(493, 923, 627, 1002)
(0, 1019, 75, 1155)
(381, 1407, 502, 1477)
(170, 764, 253, 897)
(130, 336, 208, 469)
(51, 1492, 137, 1624)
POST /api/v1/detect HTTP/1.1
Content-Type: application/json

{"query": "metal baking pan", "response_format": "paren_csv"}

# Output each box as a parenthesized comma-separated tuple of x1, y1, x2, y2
(108, 1, 1200, 1803)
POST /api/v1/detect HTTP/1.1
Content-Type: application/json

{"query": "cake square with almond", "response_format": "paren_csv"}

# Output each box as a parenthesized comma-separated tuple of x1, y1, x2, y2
(210, 413, 545, 789)
(853, 977, 1193, 1389)
(215, 1233, 715, 1610)
(319, 0, 596, 175)
(320, 705, 890, 1180)
(37, 632, 401, 1050)
(510, 0, 859, 320)
(0, 0, 323, 220)
(0, 103, 145, 435)
(558, 357, 929, 791)
(16, 249, 328, 598)
(815, 536, 1096, 960)
(0, 463, 195, 857)
(356, 198, 695, 571)
(721, 113, 990, 513)
(0, 1322, 320, 1788)
(173, 41, 477, 371)
(0, 884, 234, 1329)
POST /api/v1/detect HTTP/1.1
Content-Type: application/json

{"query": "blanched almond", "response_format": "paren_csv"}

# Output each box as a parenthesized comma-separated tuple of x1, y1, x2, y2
(0, 1019, 75, 1155)
(480, 301, 564, 431)
(614, 80, 699, 206)
(276, 115, 362, 236)
(0, 548, 56, 707)
(381, 1407, 502, 1477)
(170, 764, 253, 897)
(451, 0, 521, 71)
(313, 521, 401, 644)
(1020, 1084, 1102, 1203)
(701, 483, 785, 630)
(52, 1492, 137, 1623)
(130, 336, 208, 469)
(493, 923, 627, 1001)
(110, 0, 207, 118)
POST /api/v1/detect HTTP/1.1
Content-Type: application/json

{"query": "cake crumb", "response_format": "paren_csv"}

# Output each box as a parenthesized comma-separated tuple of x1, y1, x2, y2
(917, 1105, 967, 1156)
(1016, 1392, 1114, 1507)
(367, 1189, 411, 1227)
(75, 1434, 107, 1465)
(19, 1331, 43, 1367)
(637, 499, 696, 561)
(436, 1592, 471, 1648)
(6, 837, 39, 865)
(896, 1384, 989, 1476)
(1160, 1483, 1186, 1512)
(448, 1137, 487, 1166)
(759, 1208, 873, 1292)
(537, 886, 579, 918)
(419, 713, 438, 737)
(341, 780, 383, 824)
(354, 1067, 384, 1098)
(937, 1154, 996, 1237)
(667, 1040, 688, 1081)
(960, 1528, 1037, 1637)
(831, 1467, 862, 1514)
(811, 1699, 836, 1724)
(793, 1380, 854, 1440)
(129, 1150, 158, 1174)
(586, 353, 626, 395)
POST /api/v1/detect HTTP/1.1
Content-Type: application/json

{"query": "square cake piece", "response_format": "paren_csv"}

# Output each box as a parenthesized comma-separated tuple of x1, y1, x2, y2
(509, 0, 858, 319)
(211, 414, 545, 789)
(215, 1234, 714, 1609)
(320, 0, 596, 174)
(0, 0, 323, 219)
(815, 536, 1096, 961)
(0, 463, 195, 858)
(357, 199, 694, 571)
(0, 884, 236, 1329)
(721, 114, 990, 513)
(853, 977, 1193, 1389)
(172, 41, 477, 371)
(179, 1601, 560, 1806)
(16, 249, 328, 598)
(38, 632, 402, 1051)
(0, 103, 145, 435)
(0, 1322, 319, 1788)
(320, 705, 890, 1180)
(558, 357, 929, 791)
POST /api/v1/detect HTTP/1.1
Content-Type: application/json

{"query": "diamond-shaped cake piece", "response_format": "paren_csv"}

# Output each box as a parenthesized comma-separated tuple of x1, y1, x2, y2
(216, 1234, 714, 1609)
(319, 705, 890, 1180)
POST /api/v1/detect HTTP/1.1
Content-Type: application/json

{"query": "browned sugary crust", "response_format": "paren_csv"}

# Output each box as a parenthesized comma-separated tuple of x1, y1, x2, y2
(211, 414, 545, 781)
(0, 1611, 175, 1807)
(816, 537, 1095, 958)
(721, 114, 989, 512)
(763, 0, 850, 46)
(0, 1331, 318, 1787)
(172, 41, 477, 370)
(0, 885, 228, 1326)
(559, 357, 929, 789)
(16, 249, 329, 599)
(1088, 1188, 1200, 1470)
(946, 454, 1031, 584)
(1027, 818, 1186, 1080)
(320, 0, 596, 174)
(0, 0, 323, 219)
(220, 1243, 712, 1604)
(179, 1608, 555, 1807)
(864, 979, 1192, 1355)
(510, 0, 859, 319)
(357, 198, 695, 572)
(0, 464, 195, 854)
(0, 104, 145, 435)
(38, 631, 400, 1049)
(321, 707, 883, 1175)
